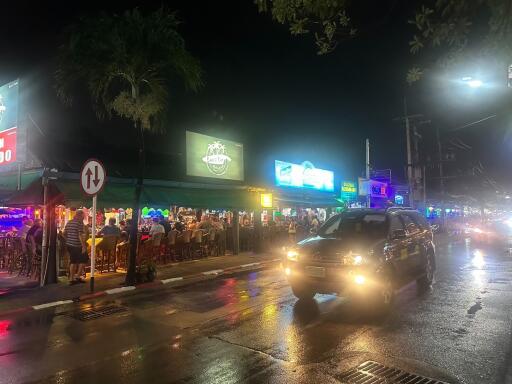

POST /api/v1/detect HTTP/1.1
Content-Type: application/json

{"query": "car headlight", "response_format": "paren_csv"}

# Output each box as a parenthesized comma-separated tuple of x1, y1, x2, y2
(343, 252, 370, 265)
(287, 250, 299, 261)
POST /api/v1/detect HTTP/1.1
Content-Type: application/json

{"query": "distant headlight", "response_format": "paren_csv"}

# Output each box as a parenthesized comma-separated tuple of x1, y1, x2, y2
(287, 250, 299, 261)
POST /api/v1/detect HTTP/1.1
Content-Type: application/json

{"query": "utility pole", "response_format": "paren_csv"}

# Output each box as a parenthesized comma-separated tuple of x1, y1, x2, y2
(404, 99, 413, 207)
(366, 138, 370, 208)
(436, 126, 446, 230)
(394, 99, 422, 208)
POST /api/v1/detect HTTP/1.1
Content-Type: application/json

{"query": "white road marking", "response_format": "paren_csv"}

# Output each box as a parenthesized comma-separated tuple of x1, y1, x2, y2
(161, 277, 184, 284)
(203, 269, 223, 275)
(105, 286, 136, 294)
(33, 300, 74, 310)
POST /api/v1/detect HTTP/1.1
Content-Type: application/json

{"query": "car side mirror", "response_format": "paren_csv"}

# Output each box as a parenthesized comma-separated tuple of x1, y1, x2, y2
(391, 229, 406, 240)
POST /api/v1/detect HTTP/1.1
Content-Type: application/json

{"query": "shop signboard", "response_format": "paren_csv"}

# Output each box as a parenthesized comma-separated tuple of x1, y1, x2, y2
(186, 131, 244, 181)
(341, 181, 357, 201)
(370, 180, 388, 198)
(0, 80, 19, 167)
(358, 178, 368, 196)
(260, 193, 273, 208)
(275, 160, 334, 192)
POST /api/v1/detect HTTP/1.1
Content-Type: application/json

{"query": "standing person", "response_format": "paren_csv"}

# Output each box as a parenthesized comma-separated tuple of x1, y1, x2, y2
(64, 210, 87, 285)
(159, 217, 172, 236)
(288, 218, 297, 244)
(149, 217, 165, 237)
(20, 217, 33, 242)
(174, 216, 185, 232)
(26, 219, 42, 268)
(311, 215, 320, 234)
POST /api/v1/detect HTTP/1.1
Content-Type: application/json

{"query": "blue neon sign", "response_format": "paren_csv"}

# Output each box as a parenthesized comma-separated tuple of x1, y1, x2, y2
(275, 160, 334, 192)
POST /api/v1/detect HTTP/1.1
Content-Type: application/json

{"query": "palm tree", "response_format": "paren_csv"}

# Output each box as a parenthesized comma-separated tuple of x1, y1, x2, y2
(55, 7, 203, 284)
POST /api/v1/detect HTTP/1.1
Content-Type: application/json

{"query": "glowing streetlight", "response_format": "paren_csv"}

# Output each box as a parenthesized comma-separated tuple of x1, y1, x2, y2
(461, 76, 483, 88)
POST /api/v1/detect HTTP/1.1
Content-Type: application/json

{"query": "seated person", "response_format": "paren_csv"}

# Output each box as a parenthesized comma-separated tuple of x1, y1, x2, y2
(99, 218, 121, 237)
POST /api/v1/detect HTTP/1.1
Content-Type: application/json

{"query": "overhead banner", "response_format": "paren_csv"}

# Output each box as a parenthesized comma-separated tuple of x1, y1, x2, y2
(0, 80, 19, 167)
(275, 160, 334, 192)
(186, 131, 244, 181)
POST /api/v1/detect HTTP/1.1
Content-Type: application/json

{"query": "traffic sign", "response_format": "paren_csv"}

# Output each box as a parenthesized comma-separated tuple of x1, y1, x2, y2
(80, 159, 106, 196)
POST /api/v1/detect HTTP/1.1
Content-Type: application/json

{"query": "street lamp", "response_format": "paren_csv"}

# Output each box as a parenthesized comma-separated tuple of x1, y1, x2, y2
(461, 76, 483, 88)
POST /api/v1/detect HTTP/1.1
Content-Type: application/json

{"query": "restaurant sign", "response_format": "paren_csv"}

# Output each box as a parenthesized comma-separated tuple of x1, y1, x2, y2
(341, 181, 357, 201)
(0, 80, 19, 167)
(186, 131, 244, 181)
(275, 160, 334, 192)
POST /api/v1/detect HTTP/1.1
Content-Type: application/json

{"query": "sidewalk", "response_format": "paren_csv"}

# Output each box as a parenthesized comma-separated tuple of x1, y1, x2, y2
(0, 252, 282, 317)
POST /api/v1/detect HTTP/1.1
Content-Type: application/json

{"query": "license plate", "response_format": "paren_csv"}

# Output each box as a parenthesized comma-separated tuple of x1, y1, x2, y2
(305, 266, 325, 278)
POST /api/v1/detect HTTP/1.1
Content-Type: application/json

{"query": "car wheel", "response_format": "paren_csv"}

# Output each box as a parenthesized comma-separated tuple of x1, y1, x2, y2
(291, 284, 316, 300)
(417, 252, 435, 290)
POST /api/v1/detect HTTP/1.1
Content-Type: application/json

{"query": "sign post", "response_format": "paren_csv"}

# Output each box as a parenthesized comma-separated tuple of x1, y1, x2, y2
(80, 159, 106, 292)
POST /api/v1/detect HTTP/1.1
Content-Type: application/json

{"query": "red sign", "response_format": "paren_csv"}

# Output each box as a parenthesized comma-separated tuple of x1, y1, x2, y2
(0, 127, 17, 166)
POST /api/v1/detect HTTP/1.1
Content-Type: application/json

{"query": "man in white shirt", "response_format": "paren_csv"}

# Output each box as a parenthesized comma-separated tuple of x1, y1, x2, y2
(149, 218, 165, 237)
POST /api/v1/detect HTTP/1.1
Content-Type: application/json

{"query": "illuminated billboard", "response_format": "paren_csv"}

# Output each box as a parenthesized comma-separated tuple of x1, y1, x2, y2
(0, 80, 19, 167)
(370, 180, 388, 198)
(341, 181, 357, 201)
(186, 131, 244, 181)
(275, 160, 334, 192)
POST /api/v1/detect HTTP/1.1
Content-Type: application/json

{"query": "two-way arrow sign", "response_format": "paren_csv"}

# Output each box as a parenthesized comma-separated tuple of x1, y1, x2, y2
(80, 159, 106, 196)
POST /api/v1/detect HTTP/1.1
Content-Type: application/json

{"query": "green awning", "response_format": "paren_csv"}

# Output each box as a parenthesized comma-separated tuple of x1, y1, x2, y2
(53, 180, 136, 208)
(5, 176, 260, 210)
(275, 191, 342, 208)
(142, 185, 259, 210)
(0, 169, 43, 191)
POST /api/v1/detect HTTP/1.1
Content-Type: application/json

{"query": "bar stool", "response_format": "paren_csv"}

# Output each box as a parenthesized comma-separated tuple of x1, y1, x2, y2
(98, 235, 118, 273)
(208, 229, 219, 257)
(151, 233, 164, 263)
(166, 230, 178, 262)
(181, 230, 192, 260)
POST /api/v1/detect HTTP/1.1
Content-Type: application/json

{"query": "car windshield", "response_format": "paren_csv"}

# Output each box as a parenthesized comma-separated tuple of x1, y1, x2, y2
(319, 212, 388, 239)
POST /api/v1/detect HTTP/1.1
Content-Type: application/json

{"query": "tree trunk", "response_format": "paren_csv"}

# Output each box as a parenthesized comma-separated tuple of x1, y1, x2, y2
(125, 123, 145, 285)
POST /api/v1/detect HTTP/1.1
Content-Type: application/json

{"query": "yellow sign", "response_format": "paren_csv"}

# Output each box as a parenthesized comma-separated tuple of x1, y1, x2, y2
(260, 193, 273, 208)
(342, 181, 357, 193)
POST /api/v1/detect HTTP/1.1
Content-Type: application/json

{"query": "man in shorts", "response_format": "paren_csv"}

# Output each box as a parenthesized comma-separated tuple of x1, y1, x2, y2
(64, 210, 87, 284)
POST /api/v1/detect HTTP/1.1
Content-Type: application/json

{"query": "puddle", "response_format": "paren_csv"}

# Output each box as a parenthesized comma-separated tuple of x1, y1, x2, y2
(467, 301, 482, 315)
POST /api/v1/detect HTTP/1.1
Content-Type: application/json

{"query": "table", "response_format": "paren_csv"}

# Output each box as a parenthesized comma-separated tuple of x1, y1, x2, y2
(86, 238, 103, 247)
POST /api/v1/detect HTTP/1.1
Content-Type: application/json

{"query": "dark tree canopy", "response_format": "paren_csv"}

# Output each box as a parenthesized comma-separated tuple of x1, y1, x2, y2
(256, 0, 512, 82)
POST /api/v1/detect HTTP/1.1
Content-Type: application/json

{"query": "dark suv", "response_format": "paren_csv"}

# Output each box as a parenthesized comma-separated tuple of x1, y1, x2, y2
(284, 208, 436, 308)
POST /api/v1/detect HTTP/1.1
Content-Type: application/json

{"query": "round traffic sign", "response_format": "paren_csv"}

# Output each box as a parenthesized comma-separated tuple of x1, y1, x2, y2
(80, 159, 106, 196)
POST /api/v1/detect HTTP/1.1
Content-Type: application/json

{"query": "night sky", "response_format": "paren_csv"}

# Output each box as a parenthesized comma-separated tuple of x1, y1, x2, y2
(1, 1, 510, 192)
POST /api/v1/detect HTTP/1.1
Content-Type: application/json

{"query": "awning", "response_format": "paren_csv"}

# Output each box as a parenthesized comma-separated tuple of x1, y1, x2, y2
(275, 190, 342, 208)
(0, 169, 44, 203)
(5, 177, 260, 210)
(141, 185, 259, 209)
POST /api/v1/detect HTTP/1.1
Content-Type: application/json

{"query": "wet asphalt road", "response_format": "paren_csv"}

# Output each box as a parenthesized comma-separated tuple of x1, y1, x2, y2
(2, 237, 512, 384)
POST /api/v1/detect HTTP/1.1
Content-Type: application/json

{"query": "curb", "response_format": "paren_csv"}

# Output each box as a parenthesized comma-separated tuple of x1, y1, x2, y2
(0, 258, 282, 319)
